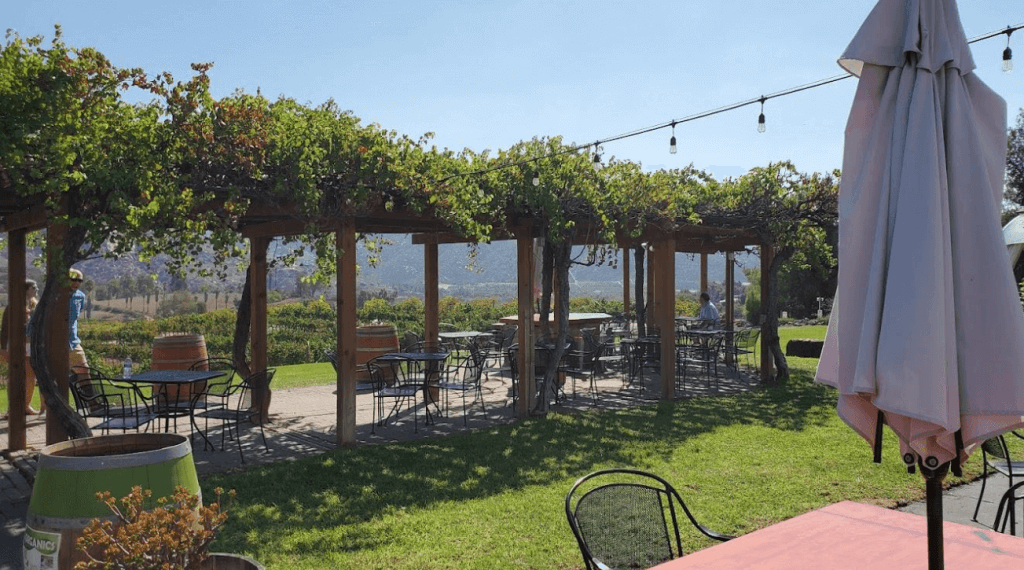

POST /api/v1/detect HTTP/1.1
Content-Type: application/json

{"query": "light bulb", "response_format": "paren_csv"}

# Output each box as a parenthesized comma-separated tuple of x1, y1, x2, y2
(669, 135, 677, 154)
(1004, 47, 1013, 74)
(532, 174, 540, 186)
(757, 113, 766, 134)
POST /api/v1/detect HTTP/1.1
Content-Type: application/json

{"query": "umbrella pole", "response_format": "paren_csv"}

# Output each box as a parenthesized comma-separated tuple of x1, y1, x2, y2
(921, 461, 950, 570)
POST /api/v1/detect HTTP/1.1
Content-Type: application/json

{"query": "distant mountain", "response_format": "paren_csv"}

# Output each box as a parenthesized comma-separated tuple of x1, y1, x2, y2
(356, 235, 759, 299)
(2, 236, 759, 301)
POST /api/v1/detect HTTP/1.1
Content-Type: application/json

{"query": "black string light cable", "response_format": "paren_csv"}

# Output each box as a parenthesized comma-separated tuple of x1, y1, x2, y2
(435, 22, 1023, 184)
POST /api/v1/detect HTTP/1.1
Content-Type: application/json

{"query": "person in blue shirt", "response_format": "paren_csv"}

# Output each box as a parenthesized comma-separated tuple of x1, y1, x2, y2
(68, 268, 89, 379)
(697, 292, 720, 329)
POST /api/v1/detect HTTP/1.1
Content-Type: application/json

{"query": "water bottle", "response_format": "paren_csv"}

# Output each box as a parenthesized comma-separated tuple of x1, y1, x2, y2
(123, 356, 133, 378)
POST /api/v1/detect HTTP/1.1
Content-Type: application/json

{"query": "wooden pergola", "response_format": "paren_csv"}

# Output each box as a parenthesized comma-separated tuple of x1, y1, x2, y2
(1, 196, 773, 450)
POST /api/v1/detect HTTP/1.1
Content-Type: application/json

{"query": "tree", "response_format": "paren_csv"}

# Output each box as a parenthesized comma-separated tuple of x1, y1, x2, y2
(699, 163, 839, 384)
(1, 29, 244, 438)
(1006, 107, 1024, 208)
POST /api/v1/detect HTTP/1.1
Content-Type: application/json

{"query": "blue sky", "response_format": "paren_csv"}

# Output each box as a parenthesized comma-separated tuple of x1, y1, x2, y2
(4, 1, 1022, 180)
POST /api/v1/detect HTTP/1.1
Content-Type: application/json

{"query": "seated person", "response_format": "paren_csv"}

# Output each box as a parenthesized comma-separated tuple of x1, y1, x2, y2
(697, 292, 720, 329)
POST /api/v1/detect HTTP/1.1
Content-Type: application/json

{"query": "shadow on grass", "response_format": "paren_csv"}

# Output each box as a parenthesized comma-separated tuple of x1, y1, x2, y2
(205, 366, 837, 552)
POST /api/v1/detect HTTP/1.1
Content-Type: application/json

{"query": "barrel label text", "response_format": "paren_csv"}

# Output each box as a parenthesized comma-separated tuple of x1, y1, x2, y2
(24, 526, 61, 570)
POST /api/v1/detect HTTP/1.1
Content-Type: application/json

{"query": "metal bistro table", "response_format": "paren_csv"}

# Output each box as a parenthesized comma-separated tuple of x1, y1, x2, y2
(438, 331, 487, 341)
(438, 330, 488, 352)
(121, 369, 226, 432)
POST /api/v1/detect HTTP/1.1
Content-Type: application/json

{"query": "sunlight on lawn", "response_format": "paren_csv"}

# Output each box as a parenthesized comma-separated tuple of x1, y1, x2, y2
(198, 326, 983, 570)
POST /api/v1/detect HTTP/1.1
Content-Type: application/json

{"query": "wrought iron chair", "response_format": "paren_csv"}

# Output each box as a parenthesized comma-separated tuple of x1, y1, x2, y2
(565, 468, 733, 570)
(400, 330, 422, 352)
(191, 368, 275, 462)
(676, 331, 724, 392)
(506, 344, 521, 409)
(723, 327, 759, 370)
(480, 326, 517, 373)
(628, 337, 661, 398)
(437, 344, 487, 425)
(70, 369, 155, 435)
(993, 480, 1024, 537)
(973, 433, 1024, 522)
(370, 357, 429, 434)
(186, 361, 239, 451)
(563, 340, 608, 405)
(325, 349, 376, 392)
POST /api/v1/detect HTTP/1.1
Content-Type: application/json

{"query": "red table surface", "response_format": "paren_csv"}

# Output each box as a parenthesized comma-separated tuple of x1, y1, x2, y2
(650, 501, 1024, 569)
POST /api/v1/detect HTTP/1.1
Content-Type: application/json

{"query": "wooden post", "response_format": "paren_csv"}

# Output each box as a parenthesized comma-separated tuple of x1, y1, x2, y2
(45, 214, 69, 444)
(621, 247, 631, 320)
(336, 223, 357, 446)
(700, 252, 709, 294)
(656, 240, 676, 400)
(515, 223, 535, 417)
(7, 229, 27, 450)
(760, 242, 773, 383)
(250, 236, 269, 421)
(424, 243, 439, 345)
(646, 244, 655, 330)
(724, 251, 735, 366)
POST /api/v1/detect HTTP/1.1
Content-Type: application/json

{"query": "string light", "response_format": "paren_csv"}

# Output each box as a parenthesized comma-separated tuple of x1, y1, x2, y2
(433, 22, 1024, 184)
(592, 144, 603, 171)
(532, 172, 540, 186)
(1004, 28, 1014, 74)
(669, 122, 677, 154)
(757, 97, 766, 134)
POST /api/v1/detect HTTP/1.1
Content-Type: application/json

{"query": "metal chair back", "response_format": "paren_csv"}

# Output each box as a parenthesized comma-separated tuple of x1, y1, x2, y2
(565, 469, 732, 570)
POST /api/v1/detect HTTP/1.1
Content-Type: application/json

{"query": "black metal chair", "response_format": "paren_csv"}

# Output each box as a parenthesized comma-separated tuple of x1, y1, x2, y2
(676, 331, 724, 392)
(185, 357, 236, 411)
(723, 327, 759, 370)
(480, 326, 517, 373)
(325, 349, 376, 392)
(993, 480, 1024, 537)
(437, 344, 487, 425)
(565, 468, 733, 570)
(70, 369, 155, 435)
(973, 433, 1024, 522)
(628, 338, 661, 398)
(563, 340, 607, 405)
(370, 356, 429, 434)
(191, 368, 275, 462)
(186, 361, 239, 451)
(400, 330, 422, 352)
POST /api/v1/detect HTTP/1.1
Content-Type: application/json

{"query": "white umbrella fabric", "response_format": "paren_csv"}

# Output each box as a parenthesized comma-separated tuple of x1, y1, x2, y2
(816, 0, 1024, 566)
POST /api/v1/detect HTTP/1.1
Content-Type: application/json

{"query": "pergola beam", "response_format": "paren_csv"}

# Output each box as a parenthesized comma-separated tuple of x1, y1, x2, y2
(0, 202, 47, 233)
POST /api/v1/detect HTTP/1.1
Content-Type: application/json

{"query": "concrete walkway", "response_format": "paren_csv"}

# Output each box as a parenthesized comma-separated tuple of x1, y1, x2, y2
(0, 362, 1007, 568)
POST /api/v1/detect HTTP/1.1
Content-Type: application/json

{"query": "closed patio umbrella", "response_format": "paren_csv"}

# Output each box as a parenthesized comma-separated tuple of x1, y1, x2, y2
(815, 0, 1024, 568)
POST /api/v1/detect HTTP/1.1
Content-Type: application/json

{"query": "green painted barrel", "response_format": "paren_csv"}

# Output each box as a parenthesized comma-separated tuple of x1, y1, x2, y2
(25, 433, 200, 570)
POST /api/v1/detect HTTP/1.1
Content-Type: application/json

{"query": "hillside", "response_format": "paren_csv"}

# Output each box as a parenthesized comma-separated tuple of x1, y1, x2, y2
(1, 236, 759, 304)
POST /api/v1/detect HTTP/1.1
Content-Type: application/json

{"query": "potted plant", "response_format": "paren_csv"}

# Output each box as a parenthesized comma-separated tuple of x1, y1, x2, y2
(74, 485, 261, 570)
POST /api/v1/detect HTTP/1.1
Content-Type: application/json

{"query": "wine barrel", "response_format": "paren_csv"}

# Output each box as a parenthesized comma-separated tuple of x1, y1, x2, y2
(25, 434, 200, 570)
(152, 334, 209, 402)
(356, 325, 399, 381)
(152, 333, 209, 370)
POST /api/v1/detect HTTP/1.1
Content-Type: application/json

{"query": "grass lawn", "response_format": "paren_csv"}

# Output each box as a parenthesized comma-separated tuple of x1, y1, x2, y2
(195, 324, 991, 570)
